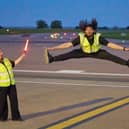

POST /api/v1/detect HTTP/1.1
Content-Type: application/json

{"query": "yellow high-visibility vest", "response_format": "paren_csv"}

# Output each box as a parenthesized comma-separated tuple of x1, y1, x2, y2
(0, 58, 15, 87)
(79, 32, 102, 53)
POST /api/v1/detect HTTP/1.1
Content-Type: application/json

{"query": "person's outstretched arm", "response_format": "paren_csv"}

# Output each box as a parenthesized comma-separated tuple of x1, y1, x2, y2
(15, 52, 26, 66)
(107, 42, 129, 51)
(47, 42, 73, 51)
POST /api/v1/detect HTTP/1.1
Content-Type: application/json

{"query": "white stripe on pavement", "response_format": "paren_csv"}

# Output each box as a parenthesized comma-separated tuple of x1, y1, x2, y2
(17, 80, 129, 88)
(57, 70, 84, 74)
(14, 69, 129, 77)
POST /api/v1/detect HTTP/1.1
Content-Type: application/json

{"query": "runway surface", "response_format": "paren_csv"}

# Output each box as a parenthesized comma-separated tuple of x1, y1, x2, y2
(0, 33, 129, 129)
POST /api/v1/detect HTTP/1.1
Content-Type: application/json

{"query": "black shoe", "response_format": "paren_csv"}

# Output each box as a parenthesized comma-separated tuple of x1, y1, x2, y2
(44, 48, 54, 64)
(127, 59, 129, 67)
(12, 118, 24, 121)
(0, 119, 8, 122)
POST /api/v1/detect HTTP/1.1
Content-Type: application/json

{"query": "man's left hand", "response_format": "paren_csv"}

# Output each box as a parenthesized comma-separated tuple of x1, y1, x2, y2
(125, 48, 129, 51)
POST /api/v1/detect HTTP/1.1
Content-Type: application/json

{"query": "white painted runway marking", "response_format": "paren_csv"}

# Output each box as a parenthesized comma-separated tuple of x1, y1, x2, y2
(57, 70, 84, 74)
(17, 80, 129, 88)
(14, 69, 129, 77)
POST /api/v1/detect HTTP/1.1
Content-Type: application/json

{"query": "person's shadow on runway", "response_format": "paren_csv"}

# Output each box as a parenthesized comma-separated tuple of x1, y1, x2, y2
(23, 97, 113, 121)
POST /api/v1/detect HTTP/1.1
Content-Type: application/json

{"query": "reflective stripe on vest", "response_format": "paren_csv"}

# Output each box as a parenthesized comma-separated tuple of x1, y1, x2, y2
(79, 33, 102, 53)
(0, 58, 15, 87)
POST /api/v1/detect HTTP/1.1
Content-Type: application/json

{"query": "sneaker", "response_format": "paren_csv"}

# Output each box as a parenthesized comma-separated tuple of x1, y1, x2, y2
(0, 119, 8, 122)
(12, 118, 24, 121)
(127, 59, 129, 67)
(44, 48, 53, 64)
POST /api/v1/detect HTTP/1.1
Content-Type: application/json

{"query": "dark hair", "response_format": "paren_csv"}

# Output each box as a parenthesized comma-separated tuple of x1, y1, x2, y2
(79, 18, 98, 31)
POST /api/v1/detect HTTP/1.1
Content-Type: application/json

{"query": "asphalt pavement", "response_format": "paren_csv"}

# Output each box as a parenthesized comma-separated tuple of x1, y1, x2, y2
(0, 33, 129, 129)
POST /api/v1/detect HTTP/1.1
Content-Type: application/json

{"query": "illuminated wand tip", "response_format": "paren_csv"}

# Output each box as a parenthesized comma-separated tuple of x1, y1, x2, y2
(24, 39, 29, 52)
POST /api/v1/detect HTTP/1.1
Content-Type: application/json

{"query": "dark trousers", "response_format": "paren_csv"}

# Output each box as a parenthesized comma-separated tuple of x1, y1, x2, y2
(0, 85, 21, 120)
(54, 49, 128, 66)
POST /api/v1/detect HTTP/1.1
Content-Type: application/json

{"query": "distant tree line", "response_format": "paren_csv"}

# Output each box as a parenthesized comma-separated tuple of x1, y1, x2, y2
(127, 26, 129, 29)
(36, 19, 129, 30)
(36, 20, 62, 29)
(0, 25, 3, 29)
(0, 20, 129, 30)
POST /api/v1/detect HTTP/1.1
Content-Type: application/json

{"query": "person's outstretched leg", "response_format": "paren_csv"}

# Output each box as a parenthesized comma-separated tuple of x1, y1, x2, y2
(44, 48, 90, 64)
(91, 49, 129, 67)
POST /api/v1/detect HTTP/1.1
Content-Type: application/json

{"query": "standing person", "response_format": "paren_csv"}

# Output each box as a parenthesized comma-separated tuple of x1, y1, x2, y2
(0, 48, 26, 121)
(44, 19, 129, 67)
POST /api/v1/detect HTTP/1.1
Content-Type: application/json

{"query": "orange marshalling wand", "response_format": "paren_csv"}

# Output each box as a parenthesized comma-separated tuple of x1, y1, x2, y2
(24, 39, 29, 52)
